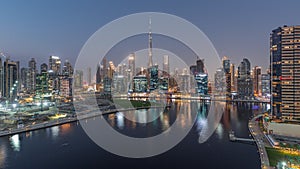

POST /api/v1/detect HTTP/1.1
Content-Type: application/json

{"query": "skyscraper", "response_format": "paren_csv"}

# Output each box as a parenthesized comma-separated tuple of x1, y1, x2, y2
(62, 60, 73, 77)
(148, 17, 153, 68)
(28, 58, 36, 93)
(270, 25, 300, 121)
(230, 64, 236, 92)
(196, 59, 205, 73)
(214, 68, 225, 95)
(74, 70, 83, 88)
(237, 58, 253, 98)
(163, 55, 169, 77)
(40, 63, 48, 73)
(261, 74, 270, 97)
(49, 56, 61, 75)
(20, 67, 29, 92)
(3, 59, 19, 101)
(128, 53, 135, 78)
(87, 67, 91, 85)
(222, 56, 231, 98)
(253, 66, 262, 96)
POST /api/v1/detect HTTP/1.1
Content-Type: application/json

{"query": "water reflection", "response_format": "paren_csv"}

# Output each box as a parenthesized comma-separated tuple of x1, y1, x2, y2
(116, 112, 124, 129)
(197, 101, 225, 143)
(51, 126, 59, 138)
(0, 144, 7, 168)
(9, 134, 20, 152)
(0, 102, 266, 169)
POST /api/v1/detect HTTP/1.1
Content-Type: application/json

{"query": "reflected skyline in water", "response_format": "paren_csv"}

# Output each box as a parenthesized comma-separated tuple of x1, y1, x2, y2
(0, 101, 268, 169)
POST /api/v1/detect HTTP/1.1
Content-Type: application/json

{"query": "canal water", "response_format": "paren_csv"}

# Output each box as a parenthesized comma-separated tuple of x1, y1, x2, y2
(0, 101, 267, 169)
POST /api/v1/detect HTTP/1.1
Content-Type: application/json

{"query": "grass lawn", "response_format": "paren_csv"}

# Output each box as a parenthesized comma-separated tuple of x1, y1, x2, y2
(266, 147, 300, 167)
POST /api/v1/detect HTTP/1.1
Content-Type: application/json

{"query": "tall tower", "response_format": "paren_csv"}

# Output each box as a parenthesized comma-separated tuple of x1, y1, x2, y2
(222, 56, 231, 98)
(49, 55, 61, 75)
(28, 58, 37, 92)
(163, 55, 169, 77)
(271, 25, 300, 121)
(237, 58, 252, 98)
(148, 17, 153, 68)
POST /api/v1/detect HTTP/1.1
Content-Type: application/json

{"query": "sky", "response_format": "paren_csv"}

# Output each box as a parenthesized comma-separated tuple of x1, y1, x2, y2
(0, 0, 300, 74)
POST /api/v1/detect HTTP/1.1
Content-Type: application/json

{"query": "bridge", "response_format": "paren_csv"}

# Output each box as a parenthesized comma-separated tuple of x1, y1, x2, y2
(229, 130, 255, 142)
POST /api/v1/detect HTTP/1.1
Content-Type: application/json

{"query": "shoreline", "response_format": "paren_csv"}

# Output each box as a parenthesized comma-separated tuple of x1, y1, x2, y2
(248, 114, 273, 169)
(0, 106, 167, 137)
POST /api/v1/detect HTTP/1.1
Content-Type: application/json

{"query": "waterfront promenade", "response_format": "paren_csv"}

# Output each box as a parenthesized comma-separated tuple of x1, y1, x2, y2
(249, 114, 273, 169)
(0, 105, 166, 137)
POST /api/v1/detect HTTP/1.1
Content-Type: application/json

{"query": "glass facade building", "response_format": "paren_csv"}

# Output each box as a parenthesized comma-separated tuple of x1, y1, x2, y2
(271, 25, 300, 121)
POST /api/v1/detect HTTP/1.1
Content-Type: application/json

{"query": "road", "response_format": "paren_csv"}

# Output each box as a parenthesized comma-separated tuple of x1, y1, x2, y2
(249, 114, 274, 169)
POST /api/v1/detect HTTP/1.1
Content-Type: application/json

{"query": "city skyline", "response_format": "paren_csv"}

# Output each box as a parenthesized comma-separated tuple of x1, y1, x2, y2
(1, 0, 300, 72)
(1, 2, 300, 169)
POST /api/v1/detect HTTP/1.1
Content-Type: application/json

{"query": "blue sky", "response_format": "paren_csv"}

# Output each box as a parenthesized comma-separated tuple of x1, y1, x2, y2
(0, 0, 300, 73)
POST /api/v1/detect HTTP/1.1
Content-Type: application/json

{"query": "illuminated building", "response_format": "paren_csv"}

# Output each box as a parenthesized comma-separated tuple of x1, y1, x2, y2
(237, 58, 253, 98)
(230, 64, 236, 92)
(20, 67, 29, 92)
(132, 75, 148, 93)
(40, 63, 48, 73)
(87, 67, 91, 85)
(195, 73, 208, 95)
(261, 74, 270, 97)
(49, 56, 61, 75)
(270, 25, 300, 121)
(112, 75, 126, 94)
(148, 17, 153, 68)
(3, 59, 19, 101)
(36, 70, 51, 100)
(158, 77, 169, 92)
(222, 56, 231, 99)
(60, 77, 71, 97)
(253, 66, 262, 96)
(74, 70, 83, 88)
(214, 68, 225, 95)
(163, 55, 169, 77)
(62, 60, 73, 77)
(28, 58, 36, 93)
(149, 65, 158, 91)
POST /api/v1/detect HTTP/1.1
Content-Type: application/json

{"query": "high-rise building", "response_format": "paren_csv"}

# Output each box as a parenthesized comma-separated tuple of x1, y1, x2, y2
(214, 68, 225, 95)
(60, 77, 71, 97)
(195, 73, 208, 95)
(261, 74, 270, 97)
(36, 70, 50, 98)
(74, 70, 83, 88)
(20, 67, 29, 92)
(108, 61, 115, 79)
(132, 75, 148, 93)
(149, 65, 159, 91)
(253, 66, 262, 96)
(230, 64, 236, 92)
(222, 56, 231, 98)
(62, 60, 73, 77)
(28, 58, 36, 93)
(148, 18, 153, 68)
(270, 25, 300, 121)
(40, 63, 48, 73)
(196, 59, 205, 74)
(128, 53, 135, 80)
(87, 67, 91, 85)
(222, 56, 230, 73)
(3, 59, 19, 101)
(179, 69, 190, 93)
(237, 58, 253, 98)
(163, 55, 169, 77)
(49, 56, 61, 75)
